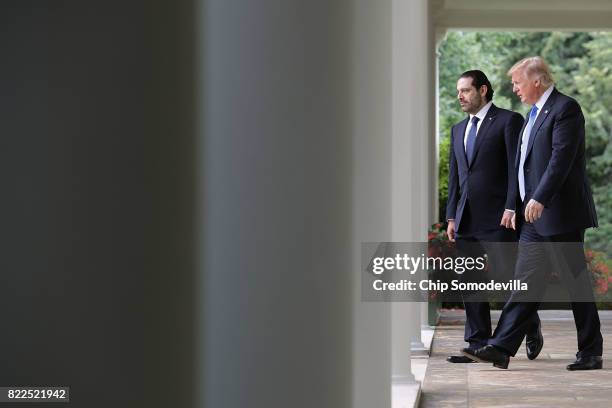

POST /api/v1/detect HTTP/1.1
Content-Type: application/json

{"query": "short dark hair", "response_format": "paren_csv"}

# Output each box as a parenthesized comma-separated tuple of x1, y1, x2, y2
(459, 70, 494, 101)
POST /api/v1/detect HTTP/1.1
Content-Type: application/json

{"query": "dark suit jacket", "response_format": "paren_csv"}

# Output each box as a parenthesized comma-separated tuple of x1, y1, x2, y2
(446, 104, 523, 234)
(513, 88, 598, 236)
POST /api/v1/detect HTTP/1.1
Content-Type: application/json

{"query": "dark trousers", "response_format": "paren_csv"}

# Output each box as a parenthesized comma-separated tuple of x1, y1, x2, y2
(455, 225, 540, 349)
(488, 222, 603, 357)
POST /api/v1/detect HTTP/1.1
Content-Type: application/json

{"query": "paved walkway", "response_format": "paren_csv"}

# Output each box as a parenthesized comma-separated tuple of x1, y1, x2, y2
(420, 309, 612, 408)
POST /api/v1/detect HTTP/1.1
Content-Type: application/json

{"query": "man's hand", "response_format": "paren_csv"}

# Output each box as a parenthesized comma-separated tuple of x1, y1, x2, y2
(447, 220, 456, 242)
(524, 199, 544, 223)
(500, 210, 515, 229)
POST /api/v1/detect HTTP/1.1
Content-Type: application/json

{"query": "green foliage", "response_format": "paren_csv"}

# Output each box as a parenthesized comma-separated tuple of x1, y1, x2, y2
(438, 136, 450, 219)
(438, 32, 612, 251)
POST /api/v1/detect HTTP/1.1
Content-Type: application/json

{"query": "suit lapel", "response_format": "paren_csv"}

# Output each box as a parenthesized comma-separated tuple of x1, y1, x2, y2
(525, 88, 558, 160)
(455, 118, 469, 170)
(469, 104, 497, 167)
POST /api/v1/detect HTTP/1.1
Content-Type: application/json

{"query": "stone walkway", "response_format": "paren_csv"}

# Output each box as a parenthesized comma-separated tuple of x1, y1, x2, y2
(420, 309, 612, 408)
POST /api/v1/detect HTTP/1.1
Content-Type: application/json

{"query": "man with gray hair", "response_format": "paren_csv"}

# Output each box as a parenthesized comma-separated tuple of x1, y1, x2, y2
(462, 56, 603, 370)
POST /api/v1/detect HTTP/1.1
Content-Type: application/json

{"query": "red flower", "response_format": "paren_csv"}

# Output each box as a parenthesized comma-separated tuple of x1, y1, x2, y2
(596, 278, 608, 295)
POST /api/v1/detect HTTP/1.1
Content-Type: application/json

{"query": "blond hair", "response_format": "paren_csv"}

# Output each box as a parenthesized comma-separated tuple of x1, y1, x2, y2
(508, 56, 554, 87)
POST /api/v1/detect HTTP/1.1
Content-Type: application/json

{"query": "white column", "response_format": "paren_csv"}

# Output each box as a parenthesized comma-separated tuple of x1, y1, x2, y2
(1, 3, 197, 407)
(198, 1, 354, 407)
(391, 0, 433, 381)
(421, 301, 431, 329)
(352, 0, 393, 406)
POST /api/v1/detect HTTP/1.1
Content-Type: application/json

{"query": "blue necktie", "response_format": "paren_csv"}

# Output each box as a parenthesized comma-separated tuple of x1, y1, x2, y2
(518, 105, 539, 201)
(465, 116, 480, 164)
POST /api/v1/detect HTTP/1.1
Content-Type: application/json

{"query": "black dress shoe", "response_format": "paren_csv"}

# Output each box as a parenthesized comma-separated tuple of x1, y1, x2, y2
(446, 355, 476, 363)
(461, 345, 510, 369)
(566, 356, 602, 371)
(526, 324, 543, 360)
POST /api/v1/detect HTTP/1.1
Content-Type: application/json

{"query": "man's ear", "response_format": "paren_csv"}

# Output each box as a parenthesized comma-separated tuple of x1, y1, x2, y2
(479, 85, 488, 98)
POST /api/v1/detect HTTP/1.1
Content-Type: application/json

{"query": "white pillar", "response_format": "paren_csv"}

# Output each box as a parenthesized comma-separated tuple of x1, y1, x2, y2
(1, 3, 196, 407)
(351, 0, 394, 406)
(410, 305, 426, 351)
(198, 1, 355, 407)
(421, 301, 431, 329)
(391, 0, 433, 381)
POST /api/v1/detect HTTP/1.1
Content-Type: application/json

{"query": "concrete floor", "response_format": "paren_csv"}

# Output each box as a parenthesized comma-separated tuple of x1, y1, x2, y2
(420, 309, 612, 408)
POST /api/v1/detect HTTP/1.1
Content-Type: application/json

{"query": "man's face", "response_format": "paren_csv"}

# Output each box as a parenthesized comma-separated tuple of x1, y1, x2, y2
(511, 70, 540, 104)
(456, 77, 484, 114)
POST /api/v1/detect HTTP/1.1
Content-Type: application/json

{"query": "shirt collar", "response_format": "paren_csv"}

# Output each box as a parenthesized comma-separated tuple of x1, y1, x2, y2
(469, 100, 493, 123)
(535, 85, 554, 111)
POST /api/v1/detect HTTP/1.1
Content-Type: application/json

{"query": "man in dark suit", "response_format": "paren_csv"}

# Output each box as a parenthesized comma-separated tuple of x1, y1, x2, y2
(445, 70, 542, 363)
(462, 57, 603, 370)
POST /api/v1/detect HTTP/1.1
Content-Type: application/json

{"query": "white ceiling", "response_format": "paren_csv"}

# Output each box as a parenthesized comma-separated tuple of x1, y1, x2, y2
(434, 0, 612, 30)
